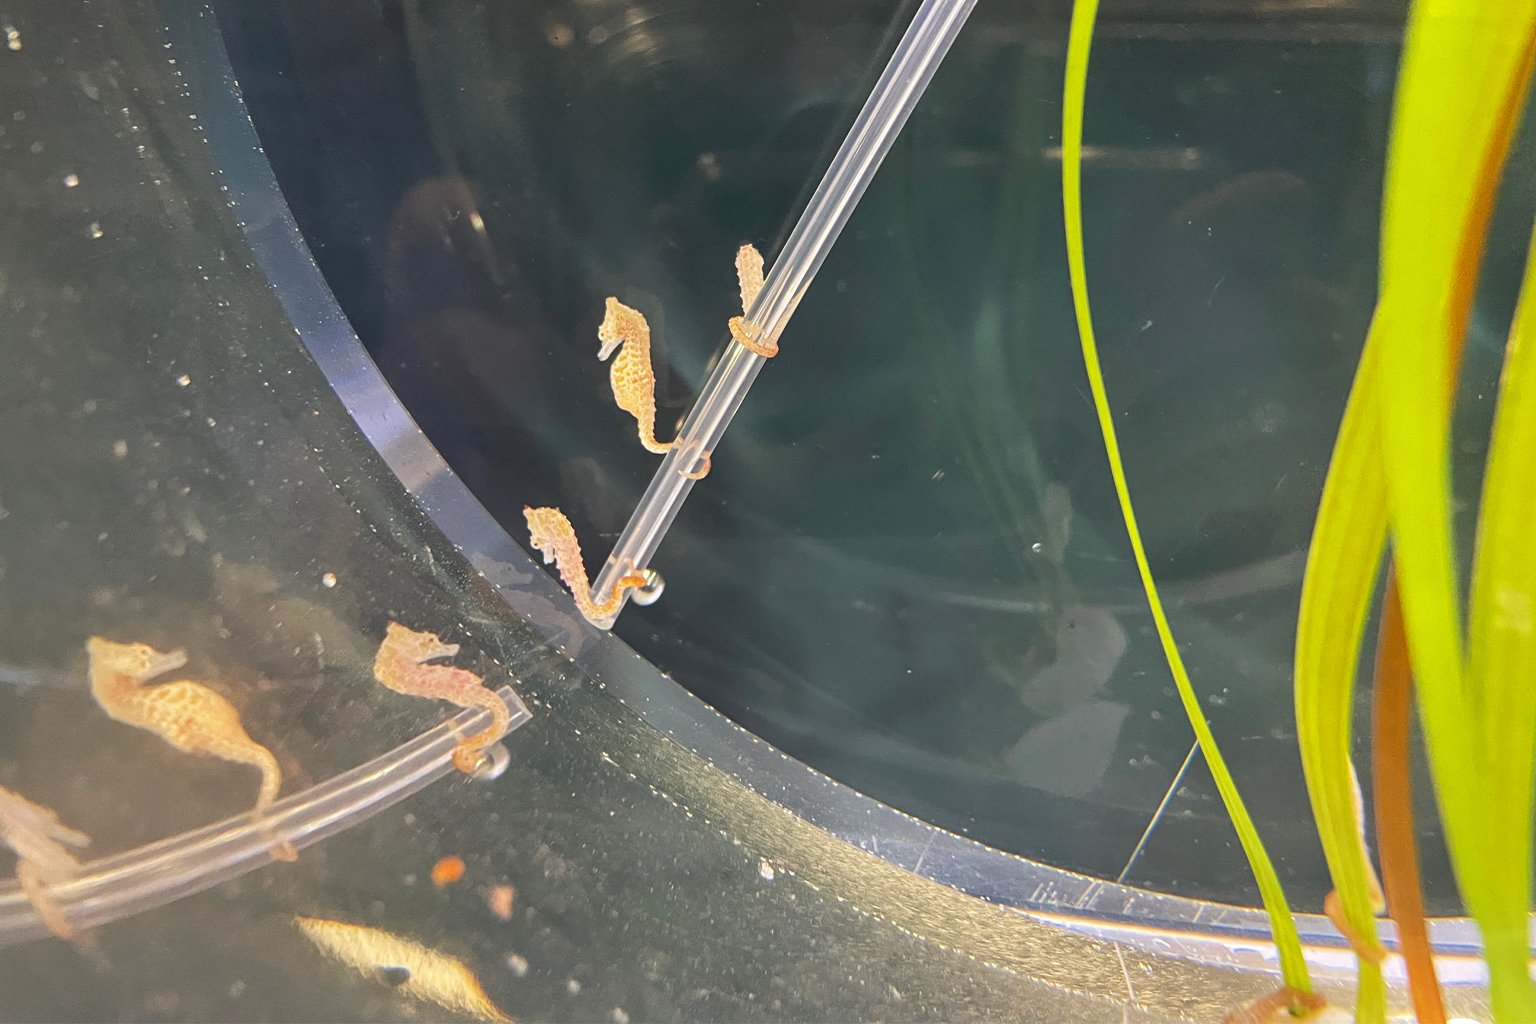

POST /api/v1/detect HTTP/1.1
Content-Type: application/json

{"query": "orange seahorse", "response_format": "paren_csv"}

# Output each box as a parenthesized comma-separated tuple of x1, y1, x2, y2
(524, 505, 647, 624)
(727, 242, 774, 357)
(599, 244, 771, 479)
(598, 297, 674, 457)
(0, 784, 90, 939)
(372, 622, 509, 774)
(86, 637, 295, 860)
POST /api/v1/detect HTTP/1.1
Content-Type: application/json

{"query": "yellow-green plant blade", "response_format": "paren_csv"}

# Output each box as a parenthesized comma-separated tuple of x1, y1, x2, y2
(1466, 219, 1536, 1019)
(1061, 0, 1310, 996)
(1293, 327, 1388, 1021)
(1377, 0, 1531, 868)
(1376, 2, 1536, 1018)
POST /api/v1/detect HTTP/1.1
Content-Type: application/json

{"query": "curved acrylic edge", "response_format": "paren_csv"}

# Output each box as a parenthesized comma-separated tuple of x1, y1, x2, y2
(167, 0, 1495, 988)
(0, 687, 530, 946)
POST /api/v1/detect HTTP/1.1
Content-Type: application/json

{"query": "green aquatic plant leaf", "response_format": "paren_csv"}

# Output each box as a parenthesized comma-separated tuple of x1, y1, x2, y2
(1295, 1, 1536, 1018)
(1372, 2, 1536, 1018)
(1376, 0, 1532, 881)
(1059, 0, 1312, 1000)
(1292, 326, 1389, 1021)
(1466, 219, 1536, 1019)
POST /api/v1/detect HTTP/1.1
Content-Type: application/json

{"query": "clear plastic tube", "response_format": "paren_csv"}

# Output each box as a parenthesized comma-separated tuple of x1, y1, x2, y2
(588, 0, 981, 626)
(0, 686, 531, 946)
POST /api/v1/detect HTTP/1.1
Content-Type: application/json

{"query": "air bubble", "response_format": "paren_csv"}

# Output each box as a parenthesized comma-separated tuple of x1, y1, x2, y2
(630, 568, 664, 606)
(468, 743, 510, 782)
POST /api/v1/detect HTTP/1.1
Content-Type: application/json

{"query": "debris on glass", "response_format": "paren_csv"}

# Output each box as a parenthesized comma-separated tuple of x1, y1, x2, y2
(1220, 986, 1329, 1024)
(485, 884, 515, 922)
(430, 855, 466, 888)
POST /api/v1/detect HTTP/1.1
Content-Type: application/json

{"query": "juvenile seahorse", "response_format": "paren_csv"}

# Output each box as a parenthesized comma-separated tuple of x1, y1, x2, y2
(524, 505, 647, 624)
(598, 297, 674, 457)
(727, 243, 775, 357)
(372, 622, 509, 774)
(86, 637, 295, 861)
(0, 784, 90, 939)
(598, 245, 770, 478)
(595, 299, 710, 481)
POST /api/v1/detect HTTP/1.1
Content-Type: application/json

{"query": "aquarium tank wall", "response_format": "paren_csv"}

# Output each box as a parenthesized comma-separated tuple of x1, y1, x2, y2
(0, 0, 1530, 1021)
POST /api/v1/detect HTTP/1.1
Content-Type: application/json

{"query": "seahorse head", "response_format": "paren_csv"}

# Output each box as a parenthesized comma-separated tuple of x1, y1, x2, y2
(86, 636, 189, 684)
(596, 297, 645, 362)
(522, 506, 564, 567)
(382, 621, 459, 664)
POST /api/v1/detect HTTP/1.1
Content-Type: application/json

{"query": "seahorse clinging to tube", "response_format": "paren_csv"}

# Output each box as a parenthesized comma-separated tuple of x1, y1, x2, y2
(598, 296, 672, 457)
(86, 637, 294, 860)
(727, 243, 774, 358)
(524, 505, 648, 624)
(0, 784, 90, 939)
(598, 245, 771, 478)
(372, 622, 509, 774)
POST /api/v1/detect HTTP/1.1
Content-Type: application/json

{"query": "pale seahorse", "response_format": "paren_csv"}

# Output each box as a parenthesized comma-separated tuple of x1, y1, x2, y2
(598, 297, 673, 457)
(598, 244, 771, 478)
(0, 784, 90, 939)
(86, 637, 295, 861)
(372, 622, 508, 774)
(727, 243, 774, 357)
(524, 505, 647, 624)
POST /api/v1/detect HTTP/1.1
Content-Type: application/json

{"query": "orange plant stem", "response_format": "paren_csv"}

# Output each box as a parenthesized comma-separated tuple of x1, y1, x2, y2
(1371, 574, 1445, 1024)
(1366, 32, 1533, 1020)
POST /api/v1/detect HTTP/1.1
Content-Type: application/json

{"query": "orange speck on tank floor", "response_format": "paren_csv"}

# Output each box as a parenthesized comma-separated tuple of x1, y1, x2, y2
(485, 883, 515, 921)
(430, 855, 466, 888)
